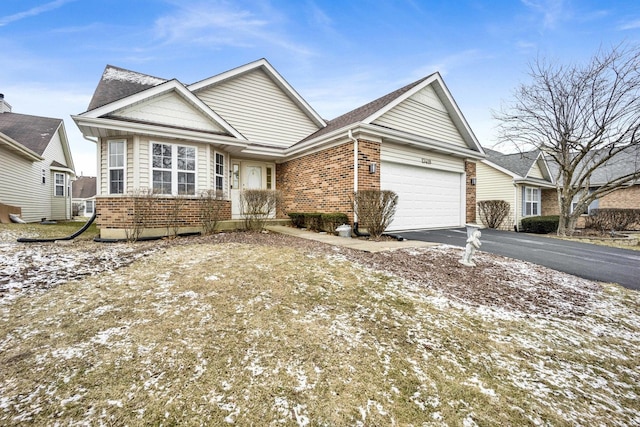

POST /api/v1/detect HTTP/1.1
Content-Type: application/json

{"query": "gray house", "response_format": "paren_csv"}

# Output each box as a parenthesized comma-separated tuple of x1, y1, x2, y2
(0, 95, 76, 222)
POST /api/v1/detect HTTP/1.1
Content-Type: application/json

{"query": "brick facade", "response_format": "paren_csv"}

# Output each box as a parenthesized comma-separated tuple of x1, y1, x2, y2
(276, 139, 381, 222)
(599, 185, 640, 209)
(541, 189, 558, 216)
(96, 196, 231, 237)
(465, 161, 476, 223)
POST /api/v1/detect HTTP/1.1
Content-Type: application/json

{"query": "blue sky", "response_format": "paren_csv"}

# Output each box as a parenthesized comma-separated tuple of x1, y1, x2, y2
(2, 0, 639, 176)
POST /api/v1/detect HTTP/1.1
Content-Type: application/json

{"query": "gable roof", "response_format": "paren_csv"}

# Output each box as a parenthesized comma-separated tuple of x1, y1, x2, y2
(189, 58, 326, 129)
(300, 75, 431, 143)
(483, 148, 543, 177)
(87, 65, 168, 111)
(72, 176, 96, 199)
(0, 112, 63, 156)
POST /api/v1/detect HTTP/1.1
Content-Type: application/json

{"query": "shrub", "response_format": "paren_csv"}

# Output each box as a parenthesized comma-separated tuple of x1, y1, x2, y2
(585, 209, 640, 234)
(241, 189, 281, 231)
(352, 190, 398, 239)
(304, 213, 323, 231)
(321, 213, 349, 233)
(520, 215, 559, 234)
(477, 200, 511, 229)
(124, 188, 155, 242)
(288, 213, 305, 228)
(200, 190, 226, 235)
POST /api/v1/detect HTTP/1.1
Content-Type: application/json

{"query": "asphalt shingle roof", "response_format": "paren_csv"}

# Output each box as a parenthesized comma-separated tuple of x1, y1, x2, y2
(0, 112, 63, 156)
(484, 148, 542, 178)
(87, 65, 168, 111)
(72, 176, 96, 199)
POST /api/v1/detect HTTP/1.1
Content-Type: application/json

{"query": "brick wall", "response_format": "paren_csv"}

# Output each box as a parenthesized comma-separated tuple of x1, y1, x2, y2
(96, 196, 231, 234)
(276, 139, 381, 221)
(599, 185, 640, 209)
(465, 161, 476, 223)
(542, 189, 558, 216)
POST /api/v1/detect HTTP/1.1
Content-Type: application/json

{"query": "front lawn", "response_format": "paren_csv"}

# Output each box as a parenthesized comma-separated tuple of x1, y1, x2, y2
(1, 232, 639, 425)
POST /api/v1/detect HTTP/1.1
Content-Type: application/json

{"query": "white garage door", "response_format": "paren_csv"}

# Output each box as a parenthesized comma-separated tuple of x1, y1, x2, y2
(381, 161, 463, 231)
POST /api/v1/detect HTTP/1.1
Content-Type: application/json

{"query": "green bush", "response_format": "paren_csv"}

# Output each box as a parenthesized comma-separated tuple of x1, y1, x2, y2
(321, 213, 349, 233)
(304, 213, 323, 231)
(520, 215, 559, 234)
(288, 213, 305, 228)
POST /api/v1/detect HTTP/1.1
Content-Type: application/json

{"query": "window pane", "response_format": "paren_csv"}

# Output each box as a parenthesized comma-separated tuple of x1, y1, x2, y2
(153, 143, 172, 169)
(110, 169, 124, 194)
(178, 172, 195, 195)
(109, 141, 124, 167)
(153, 170, 172, 194)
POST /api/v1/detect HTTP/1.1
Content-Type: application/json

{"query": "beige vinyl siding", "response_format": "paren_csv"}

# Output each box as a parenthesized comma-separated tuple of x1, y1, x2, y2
(43, 130, 72, 220)
(380, 142, 464, 173)
(195, 69, 320, 147)
(527, 161, 545, 179)
(113, 92, 227, 133)
(476, 162, 516, 230)
(0, 147, 50, 222)
(99, 139, 108, 195)
(373, 85, 467, 148)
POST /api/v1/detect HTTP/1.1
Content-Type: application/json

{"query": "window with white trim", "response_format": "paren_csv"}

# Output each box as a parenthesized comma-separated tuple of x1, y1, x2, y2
(215, 153, 225, 191)
(108, 140, 125, 194)
(152, 142, 196, 195)
(86, 200, 94, 214)
(523, 187, 540, 216)
(54, 173, 65, 196)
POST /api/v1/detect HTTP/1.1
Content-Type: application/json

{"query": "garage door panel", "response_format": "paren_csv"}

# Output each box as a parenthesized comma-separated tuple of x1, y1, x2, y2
(381, 162, 462, 231)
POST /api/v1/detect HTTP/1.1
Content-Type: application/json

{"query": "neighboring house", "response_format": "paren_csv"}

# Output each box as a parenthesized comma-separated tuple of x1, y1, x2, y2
(542, 147, 640, 227)
(73, 59, 485, 239)
(0, 94, 76, 223)
(476, 148, 555, 230)
(72, 175, 97, 217)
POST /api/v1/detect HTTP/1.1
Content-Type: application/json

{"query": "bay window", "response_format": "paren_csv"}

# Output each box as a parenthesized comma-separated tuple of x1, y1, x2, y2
(152, 142, 196, 195)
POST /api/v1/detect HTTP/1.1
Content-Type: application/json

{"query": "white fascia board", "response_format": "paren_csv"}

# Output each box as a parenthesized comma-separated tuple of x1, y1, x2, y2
(56, 121, 76, 174)
(514, 178, 556, 189)
(362, 73, 485, 155)
(72, 116, 249, 149)
(81, 80, 245, 140)
(0, 132, 43, 161)
(188, 58, 327, 129)
(360, 123, 486, 160)
(481, 159, 519, 179)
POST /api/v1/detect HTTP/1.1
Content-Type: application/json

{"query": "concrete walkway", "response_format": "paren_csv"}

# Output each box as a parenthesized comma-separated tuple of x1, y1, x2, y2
(265, 225, 439, 253)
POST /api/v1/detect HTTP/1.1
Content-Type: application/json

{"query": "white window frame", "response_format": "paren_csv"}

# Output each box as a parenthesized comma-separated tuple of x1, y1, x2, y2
(151, 142, 197, 195)
(215, 152, 225, 192)
(85, 199, 95, 214)
(108, 139, 126, 195)
(523, 187, 540, 216)
(54, 173, 65, 197)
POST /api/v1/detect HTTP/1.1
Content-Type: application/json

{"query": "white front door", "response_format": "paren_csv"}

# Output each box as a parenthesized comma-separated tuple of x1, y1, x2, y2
(230, 162, 274, 219)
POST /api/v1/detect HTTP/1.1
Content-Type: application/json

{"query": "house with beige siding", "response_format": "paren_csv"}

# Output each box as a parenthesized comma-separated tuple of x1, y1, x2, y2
(73, 59, 485, 239)
(476, 149, 554, 230)
(0, 95, 76, 223)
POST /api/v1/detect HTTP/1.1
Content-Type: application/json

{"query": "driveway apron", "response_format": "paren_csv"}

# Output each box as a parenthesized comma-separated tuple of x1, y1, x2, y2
(401, 228, 640, 290)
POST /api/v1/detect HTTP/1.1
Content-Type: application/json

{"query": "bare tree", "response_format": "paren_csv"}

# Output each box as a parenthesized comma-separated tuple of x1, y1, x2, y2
(494, 44, 640, 235)
(477, 200, 511, 229)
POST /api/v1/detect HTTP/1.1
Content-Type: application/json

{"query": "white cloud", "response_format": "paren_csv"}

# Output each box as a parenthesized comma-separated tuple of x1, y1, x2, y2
(153, 1, 313, 56)
(521, 0, 566, 29)
(0, 0, 76, 27)
(618, 19, 640, 31)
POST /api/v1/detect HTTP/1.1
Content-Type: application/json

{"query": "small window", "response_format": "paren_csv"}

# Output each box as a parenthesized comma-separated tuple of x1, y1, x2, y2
(54, 173, 65, 196)
(232, 163, 239, 189)
(86, 200, 94, 214)
(523, 187, 540, 216)
(42, 169, 46, 184)
(215, 153, 225, 191)
(108, 140, 125, 194)
(266, 167, 273, 190)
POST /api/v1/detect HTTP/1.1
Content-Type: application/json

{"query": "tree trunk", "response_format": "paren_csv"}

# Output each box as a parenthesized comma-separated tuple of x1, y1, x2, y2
(557, 198, 577, 236)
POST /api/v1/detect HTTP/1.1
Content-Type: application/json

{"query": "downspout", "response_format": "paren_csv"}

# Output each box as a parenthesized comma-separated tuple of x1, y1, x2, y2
(348, 129, 358, 224)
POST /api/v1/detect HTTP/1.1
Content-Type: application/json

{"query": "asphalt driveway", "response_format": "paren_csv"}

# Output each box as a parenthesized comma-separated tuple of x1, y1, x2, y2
(400, 228, 640, 290)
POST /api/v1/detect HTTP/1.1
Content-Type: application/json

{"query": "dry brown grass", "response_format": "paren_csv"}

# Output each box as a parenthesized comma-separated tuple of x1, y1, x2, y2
(1, 233, 639, 425)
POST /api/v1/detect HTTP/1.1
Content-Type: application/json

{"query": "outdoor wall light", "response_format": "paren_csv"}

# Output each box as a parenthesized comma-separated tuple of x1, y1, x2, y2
(470, 178, 477, 185)
(369, 163, 377, 174)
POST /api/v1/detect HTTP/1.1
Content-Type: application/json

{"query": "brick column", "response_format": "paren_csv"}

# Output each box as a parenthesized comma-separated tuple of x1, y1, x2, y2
(465, 161, 476, 223)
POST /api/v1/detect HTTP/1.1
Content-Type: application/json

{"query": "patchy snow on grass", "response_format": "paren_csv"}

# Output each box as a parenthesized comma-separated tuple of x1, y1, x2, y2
(0, 233, 639, 426)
